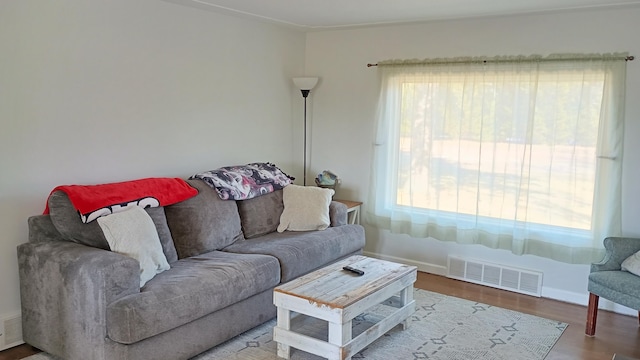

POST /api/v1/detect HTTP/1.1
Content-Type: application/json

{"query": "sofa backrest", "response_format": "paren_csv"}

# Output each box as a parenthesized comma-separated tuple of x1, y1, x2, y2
(164, 179, 244, 259)
(236, 190, 284, 239)
(35, 178, 345, 263)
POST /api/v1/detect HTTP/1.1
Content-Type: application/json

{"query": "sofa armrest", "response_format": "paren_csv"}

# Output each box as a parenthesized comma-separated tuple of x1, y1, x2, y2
(18, 240, 139, 360)
(329, 201, 348, 227)
(591, 237, 640, 272)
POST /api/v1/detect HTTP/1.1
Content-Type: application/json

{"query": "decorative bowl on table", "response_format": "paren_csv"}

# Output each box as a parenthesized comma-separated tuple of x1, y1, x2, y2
(315, 170, 338, 191)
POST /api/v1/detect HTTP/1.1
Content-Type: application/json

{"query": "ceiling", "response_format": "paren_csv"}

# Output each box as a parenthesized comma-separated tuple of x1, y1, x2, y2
(164, 0, 640, 30)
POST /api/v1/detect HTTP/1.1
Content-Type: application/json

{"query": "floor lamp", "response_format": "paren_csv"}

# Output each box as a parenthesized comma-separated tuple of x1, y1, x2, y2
(292, 77, 318, 186)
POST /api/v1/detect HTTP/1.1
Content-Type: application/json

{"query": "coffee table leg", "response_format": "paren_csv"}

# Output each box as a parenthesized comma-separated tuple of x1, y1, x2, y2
(400, 286, 414, 330)
(329, 320, 352, 360)
(276, 307, 291, 359)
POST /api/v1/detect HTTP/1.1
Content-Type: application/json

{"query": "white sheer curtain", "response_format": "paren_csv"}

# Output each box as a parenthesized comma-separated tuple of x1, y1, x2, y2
(367, 54, 627, 264)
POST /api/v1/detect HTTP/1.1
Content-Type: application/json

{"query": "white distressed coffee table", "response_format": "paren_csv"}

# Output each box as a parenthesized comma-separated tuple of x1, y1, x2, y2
(273, 255, 417, 360)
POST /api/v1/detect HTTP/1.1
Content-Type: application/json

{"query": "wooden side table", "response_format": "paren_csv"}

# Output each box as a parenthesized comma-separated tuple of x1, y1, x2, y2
(333, 199, 362, 225)
(273, 255, 417, 360)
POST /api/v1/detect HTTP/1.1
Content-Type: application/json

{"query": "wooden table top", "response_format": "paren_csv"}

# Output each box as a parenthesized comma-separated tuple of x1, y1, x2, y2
(274, 255, 417, 309)
(333, 199, 363, 209)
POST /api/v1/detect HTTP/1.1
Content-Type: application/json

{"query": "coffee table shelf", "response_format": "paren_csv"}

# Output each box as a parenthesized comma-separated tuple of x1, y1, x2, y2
(273, 255, 417, 360)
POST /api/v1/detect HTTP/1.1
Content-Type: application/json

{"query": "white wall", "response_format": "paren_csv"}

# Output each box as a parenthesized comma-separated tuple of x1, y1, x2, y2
(305, 7, 640, 312)
(0, 1, 305, 318)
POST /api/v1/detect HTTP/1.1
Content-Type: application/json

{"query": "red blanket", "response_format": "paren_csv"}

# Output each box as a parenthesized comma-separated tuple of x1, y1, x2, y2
(44, 177, 198, 223)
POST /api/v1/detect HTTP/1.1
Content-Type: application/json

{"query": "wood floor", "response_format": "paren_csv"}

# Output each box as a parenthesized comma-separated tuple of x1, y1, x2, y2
(415, 273, 640, 360)
(1, 271, 638, 360)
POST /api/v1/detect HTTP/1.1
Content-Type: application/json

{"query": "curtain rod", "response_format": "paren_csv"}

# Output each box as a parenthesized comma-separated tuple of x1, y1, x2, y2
(367, 55, 635, 67)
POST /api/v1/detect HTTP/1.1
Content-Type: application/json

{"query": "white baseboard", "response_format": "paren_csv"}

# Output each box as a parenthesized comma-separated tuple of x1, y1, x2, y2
(542, 288, 636, 316)
(363, 251, 637, 317)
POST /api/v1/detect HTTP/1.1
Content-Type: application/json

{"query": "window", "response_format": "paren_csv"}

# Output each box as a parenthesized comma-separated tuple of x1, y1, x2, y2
(368, 55, 627, 264)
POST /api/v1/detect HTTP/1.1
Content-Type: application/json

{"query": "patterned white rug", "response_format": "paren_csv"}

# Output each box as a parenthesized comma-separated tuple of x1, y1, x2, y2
(25, 289, 567, 360)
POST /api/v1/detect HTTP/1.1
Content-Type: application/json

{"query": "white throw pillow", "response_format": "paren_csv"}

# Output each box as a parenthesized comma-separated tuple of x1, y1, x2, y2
(621, 251, 640, 277)
(97, 206, 170, 287)
(277, 185, 334, 232)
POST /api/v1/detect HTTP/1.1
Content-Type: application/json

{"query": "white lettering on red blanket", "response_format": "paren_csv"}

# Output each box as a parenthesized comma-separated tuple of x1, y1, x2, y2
(190, 162, 294, 200)
(81, 197, 160, 223)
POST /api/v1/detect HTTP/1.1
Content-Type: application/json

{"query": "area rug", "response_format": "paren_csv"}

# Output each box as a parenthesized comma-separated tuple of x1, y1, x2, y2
(25, 289, 567, 360)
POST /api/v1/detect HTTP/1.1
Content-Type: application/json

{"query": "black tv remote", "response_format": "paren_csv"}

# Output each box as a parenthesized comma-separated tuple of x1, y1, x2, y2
(343, 266, 365, 276)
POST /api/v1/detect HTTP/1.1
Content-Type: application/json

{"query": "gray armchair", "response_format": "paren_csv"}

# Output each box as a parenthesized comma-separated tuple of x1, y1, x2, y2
(586, 237, 640, 336)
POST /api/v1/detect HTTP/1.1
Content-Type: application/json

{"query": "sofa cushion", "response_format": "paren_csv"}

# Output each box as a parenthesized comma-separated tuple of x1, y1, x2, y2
(277, 185, 335, 232)
(97, 207, 171, 287)
(164, 179, 244, 259)
(237, 190, 284, 239)
(223, 224, 365, 282)
(106, 251, 280, 344)
(588, 270, 640, 310)
(48, 191, 178, 263)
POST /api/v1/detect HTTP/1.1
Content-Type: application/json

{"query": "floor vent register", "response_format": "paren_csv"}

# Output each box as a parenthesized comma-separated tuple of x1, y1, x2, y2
(447, 256, 543, 297)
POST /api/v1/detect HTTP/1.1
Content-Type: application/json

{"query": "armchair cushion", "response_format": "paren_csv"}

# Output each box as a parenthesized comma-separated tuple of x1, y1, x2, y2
(588, 270, 640, 310)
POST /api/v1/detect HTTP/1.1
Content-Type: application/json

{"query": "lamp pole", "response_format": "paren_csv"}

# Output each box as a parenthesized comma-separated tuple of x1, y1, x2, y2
(301, 89, 309, 186)
(292, 77, 318, 186)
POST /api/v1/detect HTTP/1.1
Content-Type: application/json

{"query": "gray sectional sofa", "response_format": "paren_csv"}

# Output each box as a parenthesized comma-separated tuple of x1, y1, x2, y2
(17, 179, 365, 360)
